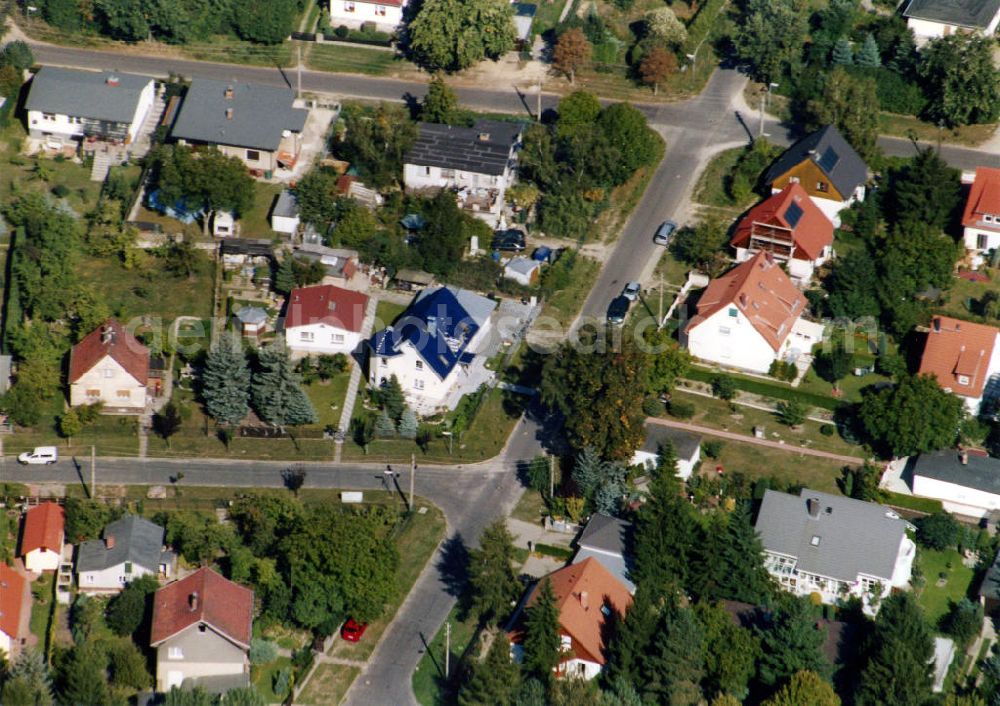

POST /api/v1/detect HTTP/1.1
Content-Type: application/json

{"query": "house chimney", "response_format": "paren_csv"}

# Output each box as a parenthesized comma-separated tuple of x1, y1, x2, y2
(477, 132, 491, 141)
(225, 108, 234, 121)
(224, 85, 234, 100)
(806, 497, 821, 518)
(105, 535, 115, 549)
(961, 450, 969, 465)
(933, 317, 941, 332)
(579, 591, 588, 609)
(106, 76, 120, 87)
(188, 592, 199, 611)
(739, 293, 748, 308)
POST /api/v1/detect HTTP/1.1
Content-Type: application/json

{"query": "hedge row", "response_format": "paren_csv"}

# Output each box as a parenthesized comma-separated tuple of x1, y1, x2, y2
(682, 368, 844, 412)
(882, 491, 943, 516)
(534, 543, 573, 561)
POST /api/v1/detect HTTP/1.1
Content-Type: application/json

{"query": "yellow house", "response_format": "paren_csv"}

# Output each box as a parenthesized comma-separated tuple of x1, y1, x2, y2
(69, 319, 149, 414)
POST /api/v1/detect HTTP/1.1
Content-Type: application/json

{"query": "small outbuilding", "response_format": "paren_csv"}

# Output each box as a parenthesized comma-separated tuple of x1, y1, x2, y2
(212, 211, 235, 238)
(504, 257, 540, 286)
(235, 307, 268, 339)
(270, 190, 300, 235)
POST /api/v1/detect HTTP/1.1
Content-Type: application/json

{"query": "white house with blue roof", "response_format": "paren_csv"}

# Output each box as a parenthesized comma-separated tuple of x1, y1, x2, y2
(368, 286, 497, 413)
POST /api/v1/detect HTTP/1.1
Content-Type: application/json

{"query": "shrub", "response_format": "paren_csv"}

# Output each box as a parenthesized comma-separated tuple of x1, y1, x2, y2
(249, 639, 278, 665)
(642, 396, 663, 416)
(273, 667, 291, 698)
(335, 25, 350, 38)
(359, 21, 377, 33)
(916, 511, 961, 550)
(776, 399, 807, 426)
(51, 184, 70, 198)
(820, 424, 835, 436)
(711, 375, 736, 401)
(668, 399, 695, 419)
(702, 440, 724, 458)
(768, 359, 798, 382)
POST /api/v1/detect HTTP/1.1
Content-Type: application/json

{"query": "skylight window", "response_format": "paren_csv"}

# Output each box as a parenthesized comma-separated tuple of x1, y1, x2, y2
(784, 201, 803, 228)
(810, 535, 821, 547)
(817, 146, 840, 173)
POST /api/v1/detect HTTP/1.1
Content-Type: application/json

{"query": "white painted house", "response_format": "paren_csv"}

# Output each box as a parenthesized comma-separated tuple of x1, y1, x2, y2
(368, 286, 497, 413)
(911, 449, 1000, 518)
(20, 502, 64, 574)
(25, 67, 155, 146)
(961, 167, 1000, 262)
(682, 253, 825, 375)
(284, 284, 369, 358)
(403, 120, 522, 227)
(69, 320, 149, 414)
(329, 0, 405, 31)
(756, 488, 916, 616)
(917, 315, 1000, 415)
(77, 515, 175, 594)
(904, 0, 1000, 42)
(631, 423, 702, 480)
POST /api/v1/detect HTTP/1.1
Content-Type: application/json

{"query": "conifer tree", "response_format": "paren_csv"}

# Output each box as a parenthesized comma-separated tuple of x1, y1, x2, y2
(251, 337, 317, 428)
(468, 519, 521, 624)
(854, 593, 933, 706)
(274, 257, 296, 295)
(58, 645, 111, 706)
(203, 331, 251, 425)
(3, 649, 53, 706)
(831, 36, 853, 65)
(379, 375, 406, 421)
(604, 585, 661, 685)
(421, 74, 460, 124)
(765, 670, 840, 706)
(522, 578, 561, 682)
(642, 607, 705, 706)
(458, 631, 521, 706)
(856, 33, 880, 68)
(398, 408, 419, 439)
(709, 502, 774, 604)
(375, 409, 396, 437)
(756, 597, 830, 687)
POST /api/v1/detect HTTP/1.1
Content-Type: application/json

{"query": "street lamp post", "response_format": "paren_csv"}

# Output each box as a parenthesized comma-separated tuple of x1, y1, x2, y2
(759, 82, 779, 139)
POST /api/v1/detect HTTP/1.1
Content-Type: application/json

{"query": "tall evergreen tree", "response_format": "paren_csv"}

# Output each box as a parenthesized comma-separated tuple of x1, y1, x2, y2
(458, 631, 521, 706)
(202, 332, 251, 425)
(756, 597, 830, 687)
(398, 408, 419, 439)
(522, 578, 561, 682)
(854, 593, 933, 706)
(765, 670, 840, 706)
(856, 33, 880, 68)
(58, 645, 111, 706)
(251, 337, 317, 428)
(468, 519, 521, 624)
(374, 409, 396, 437)
(695, 602, 760, 701)
(642, 607, 705, 706)
(707, 502, 774, 604)
(379, 375, 406, 421)
(274, 257, 296, 295)
(572, 446, 605, 498)
(604, 585, 661, 685)
(3, 649, 53, 706)
(831, 36, 853, 65)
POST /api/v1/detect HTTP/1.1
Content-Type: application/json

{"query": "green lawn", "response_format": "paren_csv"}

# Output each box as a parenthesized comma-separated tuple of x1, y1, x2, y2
(306, 43, 403, 76)
(251, 656, 293, 703)
(541, 255, 600, 330)
(708, 438, 849, 494)
(241, 182, 284, 238)
(693, 146, 750, 209)
(915, 547, 976, 628)
(29, 573, 55, 649)
(304, 374, 352, 429)
(374, 299, 409, 330)
(412, 604, 480, 706)
(796, 368, 893, 403)
(298, 663, 360, 706)
(935, 274, 999, 323)
(511, 489, 548, 523)
(6, 412, 140, 457)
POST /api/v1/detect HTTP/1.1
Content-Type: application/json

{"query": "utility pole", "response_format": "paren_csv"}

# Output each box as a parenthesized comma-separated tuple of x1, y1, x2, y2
(658, 274, 664, 325)
(549, 454, 555, 497)
(536, 81, 542, 122)
(758, 90, 765, 139)
(409, 454, 415, 512)
(90, 445, 96, 499)
(444, 622, 451, 679)
(296, 45, 302, 100)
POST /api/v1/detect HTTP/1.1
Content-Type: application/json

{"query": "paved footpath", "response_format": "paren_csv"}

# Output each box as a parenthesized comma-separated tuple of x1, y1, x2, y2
(645, 416, 867, 465)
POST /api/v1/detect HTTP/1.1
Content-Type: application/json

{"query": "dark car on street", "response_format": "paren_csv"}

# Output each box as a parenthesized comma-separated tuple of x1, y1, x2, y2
(607, 295, 630, 325)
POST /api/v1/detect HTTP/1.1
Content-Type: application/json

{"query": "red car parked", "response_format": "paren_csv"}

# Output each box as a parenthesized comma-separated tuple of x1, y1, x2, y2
(340, 618, 368, 642)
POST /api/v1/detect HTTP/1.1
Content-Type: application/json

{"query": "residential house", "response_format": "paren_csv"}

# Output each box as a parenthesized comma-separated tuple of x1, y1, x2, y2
(403, 120, 523, 227)
(512, 3, 537, 49)
(682, 253, 825, 375)
(25, 67, 155, 146)
(917, 315, 1000, 415)
(573, 514, 634, 593)
(69, 319, 150, 413)
(755, 488, 916, 615)
(20, 502, 65, 573)
(77, 515, 176, 594)
(961, 167, 1000, 262)
(503, 257, 541, 286)
(368, 286, 497, 412)
(630, 423, 702, 480)
(0, 564, 30, 658)
(284, 284, 369, 358)
(911, 448, 1000, 518)
(328, 0, 405, 31)
(170, 79, 308, 175)
(151, 567, 253, 693)
(763, 124, 868, 227)
(509, 558, 632, 680)
(292, 244, 359, 282)
(731, 183, 835, 284)
(903, 0, 1000, 41)
(270, 190, 300, 235)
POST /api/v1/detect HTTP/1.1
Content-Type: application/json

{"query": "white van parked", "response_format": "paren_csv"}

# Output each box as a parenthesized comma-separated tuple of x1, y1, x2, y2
(18, 446, 58, 465)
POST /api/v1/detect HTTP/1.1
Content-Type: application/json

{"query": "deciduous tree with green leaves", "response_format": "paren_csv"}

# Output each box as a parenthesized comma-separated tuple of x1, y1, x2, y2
(734, 0, 807, 83)
(765, 670, 840, 706)
(919, 34, 1000, 127)
(859, 374, 964, 456)
(421, 74, 460, 124)
(807, 68, 879, 162)
(407, 0, 515, 71)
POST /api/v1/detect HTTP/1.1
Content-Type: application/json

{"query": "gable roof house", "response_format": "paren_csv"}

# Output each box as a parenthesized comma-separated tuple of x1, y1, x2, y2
(151, 567, 253, 694)
(961, 167, 1000, 262)
(283, 284, 370, 358)
(368, 286, 497, 413)
(25, 67, 156, 147)
(509, 558, 632, 680)
(573, 514, 635, 593)
(911, 449, 1000, 518)
(69, 319, 150, 414)
(631, 423, 702, 480)
(682, 253, 825, 375)
(170, 79, 309, 176)
(764, 125, 868, 227)
(77, 515, 176, 594)
(731, 183, 835, 284)
(20, 502, 65, 573)
(0, 564, 30, 659)
(904, 0, 1000, 42)
(918, 315, 1000, 415)
(328, 0, 406, 31)
(403, 120, 523, 227)
(755, 488, 916, 615)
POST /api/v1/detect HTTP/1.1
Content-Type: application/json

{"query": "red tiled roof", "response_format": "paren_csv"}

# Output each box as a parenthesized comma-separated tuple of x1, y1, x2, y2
(285, 284, 368, 333)
(519, 558, 632, 665)
(0, 564, 28, 640)
(69, 319, 150, 385)
(918, 315, 999, 399)
(20, 502, 64, 557)
(685, 252, 807, 352)
(731, 183, 834, 261)
(962, 167, 1000, 232)
(150, 567, 253, 649)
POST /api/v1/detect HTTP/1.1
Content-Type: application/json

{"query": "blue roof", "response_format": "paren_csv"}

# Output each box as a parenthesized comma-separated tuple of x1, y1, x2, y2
(369, 287, 496, 379)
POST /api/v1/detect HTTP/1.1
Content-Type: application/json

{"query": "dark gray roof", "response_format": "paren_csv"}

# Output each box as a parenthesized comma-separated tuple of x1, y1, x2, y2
(904, 0, 1000, 27)
(236, 307, 268, 324)
(272, 190, 299, 219)
(577, 513, 630, 556)
(913, 449, 1000, 496)
(76, 515, 166, 574)
(981, 550, 1000, 601)
(764, 125, 868, 198)
(26, 67, 152, 124)
(755, 488, 908, 582)
(640, 424, 701, 460)
(406, 120, 522, 176)
(171, 79, 307, 152)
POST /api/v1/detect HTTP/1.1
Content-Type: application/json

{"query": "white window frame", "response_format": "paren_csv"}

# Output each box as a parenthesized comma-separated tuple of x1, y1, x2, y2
(331, 333, 345, 344)
(300, 331, 314, 342)
(168, 646, 184, 660)
(414, 379, 425, 390)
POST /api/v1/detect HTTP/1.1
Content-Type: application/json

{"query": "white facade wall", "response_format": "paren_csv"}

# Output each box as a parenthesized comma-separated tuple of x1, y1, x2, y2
(328, 0, 404, 30)
(686, 307, 781, 374)
(69, 355, 146, 411)
(0, 631, 12, 657)
(27, 80, 154, 143)
(561, 657, 602, 681)
(912, 474, 1000, 518)
(25, 547, 60, 573)
(78, 561, 155, 593)
(632, 447, 700, 480)
(963, 225, 1000, 253)
(403, 163, 508, 192)
(907, 17, 951, 39)
(128, 81, 156, 142)
(286, 323, 362, 358)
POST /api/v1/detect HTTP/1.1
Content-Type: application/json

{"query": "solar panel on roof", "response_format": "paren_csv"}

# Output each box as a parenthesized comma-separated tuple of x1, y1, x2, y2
(817, 146, 840, 173)
(784, 201, 804, 228)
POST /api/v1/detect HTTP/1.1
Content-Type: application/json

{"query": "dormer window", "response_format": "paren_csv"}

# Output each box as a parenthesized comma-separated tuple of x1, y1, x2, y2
(810, 535, 821, 547)
(985, 215, 994, 223)
(957, 375, 970, 386)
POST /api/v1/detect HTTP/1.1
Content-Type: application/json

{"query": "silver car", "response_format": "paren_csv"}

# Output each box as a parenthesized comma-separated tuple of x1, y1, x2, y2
(623, 281, 641, 301)
(654, 220, 677, 245)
